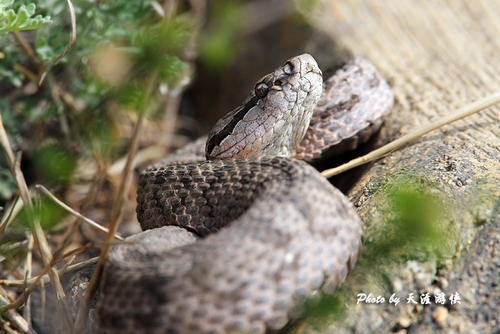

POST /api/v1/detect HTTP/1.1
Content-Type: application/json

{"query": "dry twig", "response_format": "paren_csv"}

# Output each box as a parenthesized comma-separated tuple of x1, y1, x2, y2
(22, 233, 34, 326)
(11, 31, 41, 68)
(1, 257, 98, 288)
(39, 0, 77, 85)
(0, 289, 29, 333)
(36, 185, 124, 241)
(0, 196, 22, 241)
(50, 161, 107, 261)
(0, 242, 94, 314)
(321, 91, 500, 178)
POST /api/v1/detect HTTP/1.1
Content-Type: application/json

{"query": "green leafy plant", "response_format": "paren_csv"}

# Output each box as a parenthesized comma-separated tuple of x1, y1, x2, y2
(0, 0, 52, 34)
(362, 175, 457, 266)
(0, 1, 195, 204)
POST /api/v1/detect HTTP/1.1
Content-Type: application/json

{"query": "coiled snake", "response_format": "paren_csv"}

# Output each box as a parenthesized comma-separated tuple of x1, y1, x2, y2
(96, 54, 393, 333)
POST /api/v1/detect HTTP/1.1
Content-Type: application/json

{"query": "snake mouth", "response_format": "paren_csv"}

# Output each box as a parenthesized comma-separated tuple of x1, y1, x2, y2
(296, 53, 322, 76)
(295, 54, 323, 96)
(307, 68, 323, 76)
(304, 63, 322, 77)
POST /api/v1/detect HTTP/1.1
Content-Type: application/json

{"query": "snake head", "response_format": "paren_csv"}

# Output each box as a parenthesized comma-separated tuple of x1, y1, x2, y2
(206, 54, 323, 160)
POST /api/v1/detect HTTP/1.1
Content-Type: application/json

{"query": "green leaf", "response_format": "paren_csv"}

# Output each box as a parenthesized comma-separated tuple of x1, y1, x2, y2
(34, 141, 77, 187)
(0, 0, 14, 11)
(117, 81, 151, 112)
(17, 194, 66, 230)
(158, 55, 188, 84)
(0, 2, 52, 34)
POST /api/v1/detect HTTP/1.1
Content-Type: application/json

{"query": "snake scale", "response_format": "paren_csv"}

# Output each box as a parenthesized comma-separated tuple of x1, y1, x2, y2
(31, 54, 393, 333)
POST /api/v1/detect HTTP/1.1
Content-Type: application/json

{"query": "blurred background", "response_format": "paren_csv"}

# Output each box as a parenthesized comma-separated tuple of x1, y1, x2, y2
(0, 0, 346, 238)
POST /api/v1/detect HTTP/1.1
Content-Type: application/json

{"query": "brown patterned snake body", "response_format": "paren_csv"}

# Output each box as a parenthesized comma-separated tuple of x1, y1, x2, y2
(95, 54, 393, 333)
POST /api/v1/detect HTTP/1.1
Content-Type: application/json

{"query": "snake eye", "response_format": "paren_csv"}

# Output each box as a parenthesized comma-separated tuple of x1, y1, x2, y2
(254, 82, 269, 98)
(273, 79, 283, 87)
(283, 61, 294, 75)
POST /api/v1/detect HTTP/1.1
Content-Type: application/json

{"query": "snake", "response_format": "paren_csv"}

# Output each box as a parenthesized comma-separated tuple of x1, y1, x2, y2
(92, 54, 394, 333)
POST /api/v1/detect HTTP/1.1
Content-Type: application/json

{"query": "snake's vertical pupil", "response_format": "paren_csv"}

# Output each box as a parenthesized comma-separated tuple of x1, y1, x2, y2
(283, 61, 294, 75)
(255, 82, 269, 98)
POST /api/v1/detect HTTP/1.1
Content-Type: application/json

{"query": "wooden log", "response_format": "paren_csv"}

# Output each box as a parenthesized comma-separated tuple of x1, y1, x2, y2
(295, 1, 499, 333)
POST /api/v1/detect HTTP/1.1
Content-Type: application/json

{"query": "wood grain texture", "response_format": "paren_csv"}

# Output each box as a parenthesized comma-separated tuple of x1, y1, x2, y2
(298, 1, 499, 333)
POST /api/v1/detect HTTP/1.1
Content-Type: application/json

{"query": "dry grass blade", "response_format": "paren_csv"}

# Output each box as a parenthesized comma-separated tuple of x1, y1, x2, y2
(39, 0, 77, 85)
(73, 113, 146, 333)
(36, 185, 124, 241)
(13, 64, 39, 85)
(0, 115, 71, 327)
(0, 196, 22, 241)
(110, 116, 146, 220)
(0, 290, 29, 333)
(108, 145, 166, 176)
(0, 133, 29, 207)
(150, 1, 165, 17)
(62, 256, 98, 274)
(22, 233, 34, 326)
(11, 31, 41, 68)
(0, 243, 93, 314)
(321, 91, 500, 178)
(1, 260, 59, 312)
(49, 162, 106, 266)
(62, 243, 94, 259)
(1, 257, 98, 288)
